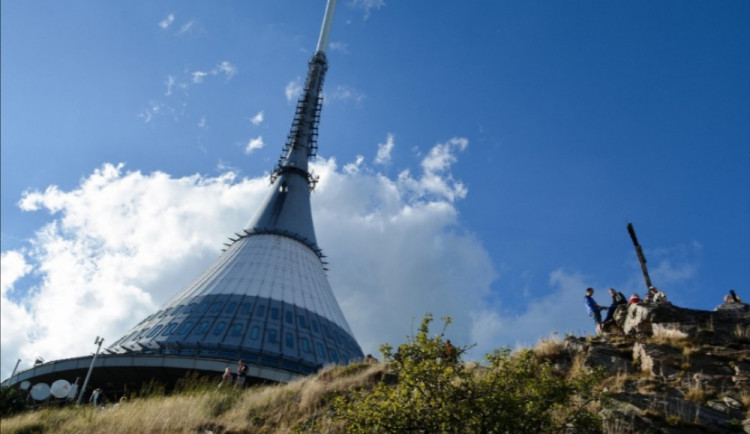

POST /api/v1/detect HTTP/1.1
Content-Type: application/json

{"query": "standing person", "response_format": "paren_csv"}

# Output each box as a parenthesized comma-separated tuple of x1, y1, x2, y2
(584, 288, 607, 335)
(235, 360, 248, 389)
(89, 388, 103, 407)
(604, 288, 627, 322)
(218, 367, 232, 388)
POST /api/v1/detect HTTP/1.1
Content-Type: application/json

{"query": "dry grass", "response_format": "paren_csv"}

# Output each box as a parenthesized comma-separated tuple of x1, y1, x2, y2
(599, 370, 632, 393)
(733, 323, 750, 342)
(648, 327, 692, 350)
(533, 335, 566, 359)
(684, 379, 706, 404)
(1, 363, 387, 434)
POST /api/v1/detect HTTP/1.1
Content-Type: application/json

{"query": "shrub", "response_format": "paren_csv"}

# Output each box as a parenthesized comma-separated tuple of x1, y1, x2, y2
(0, 386, 27, 417)
(334, 314, 604, 433)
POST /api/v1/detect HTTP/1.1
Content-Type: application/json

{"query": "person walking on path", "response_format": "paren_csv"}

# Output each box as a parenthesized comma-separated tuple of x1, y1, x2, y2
(584, 287, 607, 335)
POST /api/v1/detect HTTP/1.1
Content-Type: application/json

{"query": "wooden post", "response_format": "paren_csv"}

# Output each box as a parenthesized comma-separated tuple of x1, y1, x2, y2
(627, 223, 653, 291)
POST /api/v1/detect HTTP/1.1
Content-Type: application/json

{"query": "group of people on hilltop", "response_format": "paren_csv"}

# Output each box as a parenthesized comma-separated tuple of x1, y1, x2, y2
(584, 286, 669, 335)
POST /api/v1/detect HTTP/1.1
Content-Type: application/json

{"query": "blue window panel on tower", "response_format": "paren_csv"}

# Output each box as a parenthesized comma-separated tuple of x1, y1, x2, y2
(176, 321, 194, 335)
(147, 325, 164, 338)
(162, 323, 178, 336)
(286, 332, 294, 348)
(241, 303, 252, 315)
(212, 322, 227, 336)
(230, 323, 243, 337)
(225, 302, 237, 314)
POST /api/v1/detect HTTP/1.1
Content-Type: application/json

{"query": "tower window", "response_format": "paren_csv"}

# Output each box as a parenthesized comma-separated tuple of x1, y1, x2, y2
(225, 302, 237, 314)
(301, 338, 311, 352)
(271, 307, 279, 320)
(298, 315, 308, 328)
(196, 303, 209, 314)
(250, 326, 260, 340)
(194, 321, 209, 334)
(211, 302, 222, 313)
(285, 311, 293, 324)
(311, 321, 319, 333)
(176, 321, 194, 335)
(316, 343, 325, 358)
(184, 303, 197, 314)
(171, 305, 185, 316)
(231, 323, 243, 337)
(147, 325, 163, 338)
(268, 329, 278, 344)
(241, 303, 252, 315)
(161, 323, 178, 336)
(286, 332, 294, 348)
(213, 322, 227, 336)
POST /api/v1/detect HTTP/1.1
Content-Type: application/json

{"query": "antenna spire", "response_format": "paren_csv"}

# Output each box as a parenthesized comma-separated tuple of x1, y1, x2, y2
(243, 0, 339, 255)
(316, 0, 338, 53)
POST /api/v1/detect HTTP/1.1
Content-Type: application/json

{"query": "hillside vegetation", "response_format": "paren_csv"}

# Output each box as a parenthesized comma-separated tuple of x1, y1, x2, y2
(2, 306, 749, 433)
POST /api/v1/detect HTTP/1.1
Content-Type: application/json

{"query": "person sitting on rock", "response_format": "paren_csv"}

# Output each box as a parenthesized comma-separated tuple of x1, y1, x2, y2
(628, 293, 641, 304)
(604, 288, 627, 322)
(645, 286, 668, 303)
(584, 287, 607, 335)
(729, 289, 743, 303)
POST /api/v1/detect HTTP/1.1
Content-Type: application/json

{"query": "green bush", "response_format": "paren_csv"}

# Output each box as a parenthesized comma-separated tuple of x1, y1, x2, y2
(334, 314, 604, 433)
(0, 385, 27, 418)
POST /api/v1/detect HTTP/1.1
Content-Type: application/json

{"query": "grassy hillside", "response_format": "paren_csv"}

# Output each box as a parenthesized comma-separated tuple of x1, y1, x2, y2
(2, 310, 749, 433)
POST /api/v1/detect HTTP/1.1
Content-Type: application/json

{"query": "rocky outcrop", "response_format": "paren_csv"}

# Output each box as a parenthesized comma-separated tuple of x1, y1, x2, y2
(558, 302, 750, 433)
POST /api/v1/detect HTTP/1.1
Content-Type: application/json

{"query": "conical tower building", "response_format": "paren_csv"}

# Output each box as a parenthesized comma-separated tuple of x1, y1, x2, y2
(2, 0, 362, 393)
(107, 0, 362, 380)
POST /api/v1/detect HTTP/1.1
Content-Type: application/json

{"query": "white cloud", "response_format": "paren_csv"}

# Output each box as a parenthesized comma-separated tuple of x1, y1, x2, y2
(191, 62, 236, 85)
(165, 75, 175, 96)
(245, 136, 265, 154)
(352, 0, 386, 20)
(192, 71, 208, 84)
(158, 14, 175, 29)
(178, 21, 195, 35)
(285, 78, 303, 101)
(375, 133, 395, 165)
(1, 251, 31, 299)
(328, 85, 365, 104)
(329, 42, 349, 53)
(250, 111, 264, 125)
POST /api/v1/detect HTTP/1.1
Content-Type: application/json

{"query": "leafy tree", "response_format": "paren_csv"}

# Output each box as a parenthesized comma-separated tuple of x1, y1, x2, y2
(0, 386, 27, 418)
(334, 314, 603, 433)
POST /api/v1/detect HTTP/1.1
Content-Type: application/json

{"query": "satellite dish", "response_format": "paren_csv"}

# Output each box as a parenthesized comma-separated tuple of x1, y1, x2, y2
(30, 383, 51, 401)
(19, 381, 31, 390)
(50, 379, 71, 399)
(67, 383, 79, 399)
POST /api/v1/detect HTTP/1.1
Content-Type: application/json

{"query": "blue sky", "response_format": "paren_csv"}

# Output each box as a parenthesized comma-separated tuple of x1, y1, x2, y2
(2, 0, 748, 379)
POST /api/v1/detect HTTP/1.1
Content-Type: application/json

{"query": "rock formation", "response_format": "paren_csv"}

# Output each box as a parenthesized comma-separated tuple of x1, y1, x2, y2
(559, 301, 749, 433)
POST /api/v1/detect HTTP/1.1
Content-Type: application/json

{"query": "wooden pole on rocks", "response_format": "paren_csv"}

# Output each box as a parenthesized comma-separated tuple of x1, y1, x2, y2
(627, 223, 653, 291)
